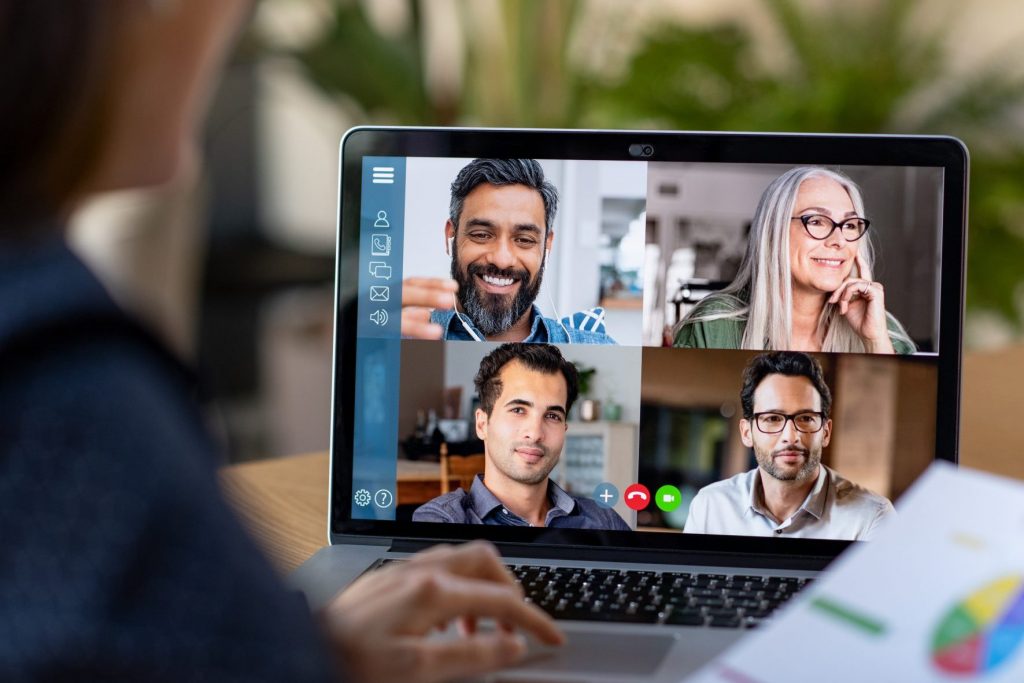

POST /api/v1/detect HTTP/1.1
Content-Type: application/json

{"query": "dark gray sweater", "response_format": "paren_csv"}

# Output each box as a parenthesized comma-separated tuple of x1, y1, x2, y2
(0, 237, 337, 682)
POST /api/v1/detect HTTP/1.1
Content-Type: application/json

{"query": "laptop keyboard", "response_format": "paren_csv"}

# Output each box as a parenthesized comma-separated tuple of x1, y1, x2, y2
(381, 561, 811, 628)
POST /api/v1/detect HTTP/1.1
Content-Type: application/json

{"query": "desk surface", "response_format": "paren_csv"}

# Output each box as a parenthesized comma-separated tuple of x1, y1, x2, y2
(221, 452, 329, 575)
(219, 455, 451, 573)
(220, 345, 1024, 575)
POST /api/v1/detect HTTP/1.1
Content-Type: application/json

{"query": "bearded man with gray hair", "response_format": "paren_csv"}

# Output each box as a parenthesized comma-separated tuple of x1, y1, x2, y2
(400, 159, 616, 343)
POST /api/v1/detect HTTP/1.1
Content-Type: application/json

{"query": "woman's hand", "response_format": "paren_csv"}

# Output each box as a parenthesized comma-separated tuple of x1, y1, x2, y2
(321, 541, 564, 683)
(828, 253, 895, 353)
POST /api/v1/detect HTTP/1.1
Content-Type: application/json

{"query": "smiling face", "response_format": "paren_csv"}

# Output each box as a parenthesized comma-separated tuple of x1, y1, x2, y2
(740, 373, 831, 483)
(788, 176, 861, 298)
(476, 359, 568, 487)
(447, 183, 552, 336)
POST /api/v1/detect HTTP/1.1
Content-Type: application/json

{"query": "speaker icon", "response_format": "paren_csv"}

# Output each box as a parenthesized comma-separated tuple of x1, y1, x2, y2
(369, 309, 389, 326)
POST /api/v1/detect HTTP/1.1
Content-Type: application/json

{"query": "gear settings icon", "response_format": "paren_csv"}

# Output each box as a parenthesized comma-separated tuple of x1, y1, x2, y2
(353, 488, 372, 507)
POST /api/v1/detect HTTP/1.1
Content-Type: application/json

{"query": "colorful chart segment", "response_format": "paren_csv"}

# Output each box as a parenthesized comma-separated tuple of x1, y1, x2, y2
(932, 575, 1024, 675)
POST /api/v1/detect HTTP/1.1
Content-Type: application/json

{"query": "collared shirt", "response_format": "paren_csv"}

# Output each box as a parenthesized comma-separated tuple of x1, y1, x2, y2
(413, 474, 631, 530)
(683, 465, 895, 541)
(430, 305, 616, 344)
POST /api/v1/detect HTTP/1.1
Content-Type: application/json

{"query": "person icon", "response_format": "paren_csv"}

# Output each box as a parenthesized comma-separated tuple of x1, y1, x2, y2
(374, 210, 390, 228)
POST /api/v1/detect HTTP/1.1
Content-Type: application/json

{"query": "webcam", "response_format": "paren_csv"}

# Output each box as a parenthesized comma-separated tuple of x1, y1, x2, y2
(628, 143, 655, 158)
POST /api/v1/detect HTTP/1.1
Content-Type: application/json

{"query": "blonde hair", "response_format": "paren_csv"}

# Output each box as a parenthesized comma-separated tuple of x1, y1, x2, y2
(677, 166, 914, 353)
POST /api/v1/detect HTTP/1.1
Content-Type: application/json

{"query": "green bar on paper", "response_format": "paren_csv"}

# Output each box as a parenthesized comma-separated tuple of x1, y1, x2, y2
(810, 597, 887, 636)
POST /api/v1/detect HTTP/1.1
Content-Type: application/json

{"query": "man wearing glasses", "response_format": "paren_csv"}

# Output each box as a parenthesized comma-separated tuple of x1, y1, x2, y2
(683, 351, 895, 540)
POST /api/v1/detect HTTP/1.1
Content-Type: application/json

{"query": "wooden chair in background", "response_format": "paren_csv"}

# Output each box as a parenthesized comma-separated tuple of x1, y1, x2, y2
(439, 443, 486, 495)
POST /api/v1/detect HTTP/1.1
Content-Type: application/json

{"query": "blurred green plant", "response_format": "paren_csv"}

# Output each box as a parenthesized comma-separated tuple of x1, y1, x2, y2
(291, 2, 436, 122)
(582, 0, 1024, 329)
(293, 0, 582, 126)
(289, 0, 1024, 331)
(573, 363, 597, 397)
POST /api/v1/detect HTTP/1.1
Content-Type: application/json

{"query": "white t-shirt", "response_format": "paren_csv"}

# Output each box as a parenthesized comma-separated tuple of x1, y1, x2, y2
(683, 465, 894, 541)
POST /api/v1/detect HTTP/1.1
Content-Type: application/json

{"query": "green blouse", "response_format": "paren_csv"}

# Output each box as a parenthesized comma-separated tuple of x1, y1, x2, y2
(673, 295, 917, 354)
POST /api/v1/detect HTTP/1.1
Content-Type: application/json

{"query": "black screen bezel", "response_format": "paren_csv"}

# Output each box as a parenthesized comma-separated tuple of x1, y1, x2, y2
(329, 127, 967, 562)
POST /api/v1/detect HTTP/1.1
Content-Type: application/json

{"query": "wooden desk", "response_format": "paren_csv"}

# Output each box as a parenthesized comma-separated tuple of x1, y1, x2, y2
(220, 453, 450, 574)
(221, 452, 329, 575)
(222, 346, 1024, 575)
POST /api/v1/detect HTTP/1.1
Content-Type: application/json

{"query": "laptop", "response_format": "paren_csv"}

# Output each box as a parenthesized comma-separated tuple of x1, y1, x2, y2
(290, 128, 968, 681)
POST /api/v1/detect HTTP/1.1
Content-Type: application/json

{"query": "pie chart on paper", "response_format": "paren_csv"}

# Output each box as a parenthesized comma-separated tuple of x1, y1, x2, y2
(931, 575, 1024, 675)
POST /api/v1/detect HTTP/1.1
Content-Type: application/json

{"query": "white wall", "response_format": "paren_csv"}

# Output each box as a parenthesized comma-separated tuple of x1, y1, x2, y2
(555, 160, 647, 346)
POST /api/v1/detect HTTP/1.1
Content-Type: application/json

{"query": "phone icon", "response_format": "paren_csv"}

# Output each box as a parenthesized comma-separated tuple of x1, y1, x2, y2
(371, 234, 391, 256)
(624, 484, 651, 511)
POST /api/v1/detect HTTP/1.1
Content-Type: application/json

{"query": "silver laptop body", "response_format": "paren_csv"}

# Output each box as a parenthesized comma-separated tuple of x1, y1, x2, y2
(291, 127, 968, 681)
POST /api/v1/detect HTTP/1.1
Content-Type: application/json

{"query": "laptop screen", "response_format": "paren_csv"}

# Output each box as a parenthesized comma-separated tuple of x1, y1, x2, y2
(332, 129, 966, 557)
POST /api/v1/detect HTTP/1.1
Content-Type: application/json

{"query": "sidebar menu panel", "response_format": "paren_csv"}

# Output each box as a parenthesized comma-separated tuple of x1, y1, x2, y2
(351, 157, 405, 520)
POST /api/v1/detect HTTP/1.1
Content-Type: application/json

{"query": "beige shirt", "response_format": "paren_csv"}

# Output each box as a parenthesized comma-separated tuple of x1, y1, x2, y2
(683, 465, 895, 541)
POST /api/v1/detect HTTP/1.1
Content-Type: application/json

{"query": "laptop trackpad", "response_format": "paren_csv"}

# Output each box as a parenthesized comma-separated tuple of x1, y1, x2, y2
(505, 629, 676, 678)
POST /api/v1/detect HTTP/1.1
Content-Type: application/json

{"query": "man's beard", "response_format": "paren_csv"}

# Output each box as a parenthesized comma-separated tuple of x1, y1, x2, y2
(451, 242, 544, 336)
(755, 444, 820, 483)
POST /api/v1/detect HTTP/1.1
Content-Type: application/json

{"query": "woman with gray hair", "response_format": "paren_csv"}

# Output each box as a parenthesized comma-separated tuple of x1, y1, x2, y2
(673, 166, 915, 354)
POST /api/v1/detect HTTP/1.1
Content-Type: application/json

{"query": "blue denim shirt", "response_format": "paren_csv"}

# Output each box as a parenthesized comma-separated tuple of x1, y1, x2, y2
(429, 305, 617, 344)
(413, 474, 631, 530)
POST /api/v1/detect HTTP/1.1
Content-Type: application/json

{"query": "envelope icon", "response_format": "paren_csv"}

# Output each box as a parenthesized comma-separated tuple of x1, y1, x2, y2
(369, 285, 390, 302)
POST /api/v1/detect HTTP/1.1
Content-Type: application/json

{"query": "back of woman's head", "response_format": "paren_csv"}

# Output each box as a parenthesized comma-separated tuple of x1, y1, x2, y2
(0, 3, 131, 233)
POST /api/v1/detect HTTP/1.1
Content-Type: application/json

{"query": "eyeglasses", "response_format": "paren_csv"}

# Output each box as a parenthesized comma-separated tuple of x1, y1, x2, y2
(751, 411, 825, 434)
(792, 214, 870, 242)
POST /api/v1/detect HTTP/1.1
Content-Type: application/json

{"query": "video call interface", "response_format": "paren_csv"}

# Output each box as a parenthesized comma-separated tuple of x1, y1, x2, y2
(349, 155, 945, 543)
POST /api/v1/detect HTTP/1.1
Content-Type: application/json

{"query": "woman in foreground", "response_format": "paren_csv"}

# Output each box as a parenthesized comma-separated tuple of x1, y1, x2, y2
(0, 3, 561, 681)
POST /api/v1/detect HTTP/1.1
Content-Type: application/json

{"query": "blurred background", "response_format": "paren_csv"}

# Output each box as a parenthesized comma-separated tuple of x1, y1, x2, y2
(68, 0, 1024, 473)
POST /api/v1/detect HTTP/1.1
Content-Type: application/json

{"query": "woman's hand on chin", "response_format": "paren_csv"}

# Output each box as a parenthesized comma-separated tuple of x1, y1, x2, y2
(828, 253, 895, 354)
